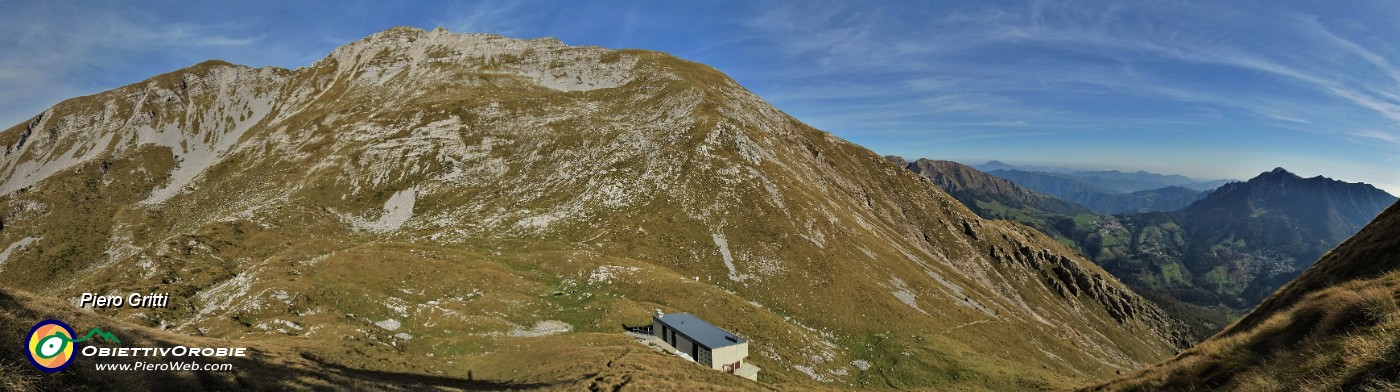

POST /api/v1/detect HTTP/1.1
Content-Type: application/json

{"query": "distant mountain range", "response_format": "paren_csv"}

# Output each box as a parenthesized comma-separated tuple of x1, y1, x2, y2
(985, 169, 1199, 214)
(1073, 186, 1206, 215)
(1062, 167, 1393, 310)
(975, 160, 1075, 174)
(973, 161, 1233, 192)
(971, 161, 1231, 214)
(888, 158, 1091, 242)
(1060, 169, 1232, 193)
(892, 158, 1092, 215)
(895, 159, 1396, 339)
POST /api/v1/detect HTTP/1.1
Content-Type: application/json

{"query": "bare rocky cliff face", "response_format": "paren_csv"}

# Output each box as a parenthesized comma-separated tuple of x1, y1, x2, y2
(0, 27, 1185, 389)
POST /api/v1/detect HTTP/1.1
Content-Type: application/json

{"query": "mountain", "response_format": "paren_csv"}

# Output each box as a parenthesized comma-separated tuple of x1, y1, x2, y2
(971, 160, 1076, 174)
(898, 162, 1391, 337)
(0, 27, 1185, 390)
(1181, 180, 1237, 193)
(1065, 170, 1229, 193)
(896, 158, 1234, 340)
(895, 158, 1092, 216)
(1177, 168, 1396, 305)
(973, 160, 1019, 172)
(973, 162, 1232, 193)
(986, 169, 1205, 214)
(1184, 168, 1396, 254)
(893, 159, 1234, 340)
(1079, 168, 1396, 309)
(1094, 199, 1400, 391)
(892, 158, 1094, 251)
(979, 164, 1232, 214)
(1068, 186, 1206, 215)
(986, 169, 1111, 201)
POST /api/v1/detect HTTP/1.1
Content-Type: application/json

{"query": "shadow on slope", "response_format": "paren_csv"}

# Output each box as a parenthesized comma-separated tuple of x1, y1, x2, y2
(0, 287, 591, 391)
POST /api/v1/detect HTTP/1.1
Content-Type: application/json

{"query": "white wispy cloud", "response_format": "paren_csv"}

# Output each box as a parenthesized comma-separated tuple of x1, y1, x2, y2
(1351, 129, 1400, 145)
(740, 0, 1400, 149)
(718, 0, 1400, 192)
(431, 1, 534, 37)
(0, 2, 266, 127)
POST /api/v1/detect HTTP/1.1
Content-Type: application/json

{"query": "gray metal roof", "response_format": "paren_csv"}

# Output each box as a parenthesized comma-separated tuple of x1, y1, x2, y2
(655, 313, 747, 349)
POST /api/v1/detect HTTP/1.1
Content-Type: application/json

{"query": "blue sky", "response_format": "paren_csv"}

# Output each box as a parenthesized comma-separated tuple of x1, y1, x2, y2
(2, 1, 1398, 193)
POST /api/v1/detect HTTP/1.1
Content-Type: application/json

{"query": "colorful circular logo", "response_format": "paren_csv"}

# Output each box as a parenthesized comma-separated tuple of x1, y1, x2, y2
(25, 319, 76, 372)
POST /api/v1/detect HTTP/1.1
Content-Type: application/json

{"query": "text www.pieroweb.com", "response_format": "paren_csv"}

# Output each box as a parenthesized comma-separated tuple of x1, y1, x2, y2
(93, 361, 233, 371)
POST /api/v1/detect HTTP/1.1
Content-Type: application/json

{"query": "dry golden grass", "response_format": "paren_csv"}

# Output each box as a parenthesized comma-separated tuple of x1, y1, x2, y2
(0, 286, 767, 391)
(1090, 272, 1400, 391)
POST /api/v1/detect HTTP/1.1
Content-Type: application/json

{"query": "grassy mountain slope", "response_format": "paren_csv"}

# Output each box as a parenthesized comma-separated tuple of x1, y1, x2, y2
(890, 158, 1092, 247)
(0, 286, 756, 392)
(896, 159, 1092, 216)
(1093, 200, 1400, 391)
(894, 159, 1233, 341)
(0, 27, 1185, 390)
